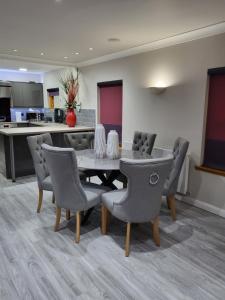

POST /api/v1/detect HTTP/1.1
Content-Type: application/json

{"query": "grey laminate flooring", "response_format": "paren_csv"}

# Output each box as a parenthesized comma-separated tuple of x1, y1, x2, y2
(0, 181, 225, 300)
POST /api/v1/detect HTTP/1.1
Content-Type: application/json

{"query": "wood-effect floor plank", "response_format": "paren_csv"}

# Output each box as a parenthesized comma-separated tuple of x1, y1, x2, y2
(0, 181, 225, 299)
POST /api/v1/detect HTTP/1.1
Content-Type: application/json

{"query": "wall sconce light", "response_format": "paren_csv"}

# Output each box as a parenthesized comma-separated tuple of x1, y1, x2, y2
(149, 81, 167, 94)
(149, 86, 167, 94)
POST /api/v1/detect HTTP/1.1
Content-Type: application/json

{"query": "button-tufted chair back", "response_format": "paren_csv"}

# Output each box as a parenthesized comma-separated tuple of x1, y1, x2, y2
(42, 144, 88, 211)
(163, 137, 189, 196)
(132, 131, 156, 155)
(27, 133, 53, 189)
(64, 132, 94, 150)
(113, 157, 172, 223)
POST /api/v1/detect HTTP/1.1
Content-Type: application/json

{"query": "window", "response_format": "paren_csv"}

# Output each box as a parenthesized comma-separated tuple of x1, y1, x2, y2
(98, 80, 123, 144)
(203, 67, 225, 172)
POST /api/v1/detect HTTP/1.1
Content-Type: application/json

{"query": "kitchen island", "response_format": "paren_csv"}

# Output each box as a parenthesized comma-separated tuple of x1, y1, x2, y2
(0, 122, 94, 181)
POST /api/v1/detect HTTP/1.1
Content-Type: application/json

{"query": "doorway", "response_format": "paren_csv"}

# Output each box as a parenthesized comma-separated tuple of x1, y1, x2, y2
(98, 80, 123, 143)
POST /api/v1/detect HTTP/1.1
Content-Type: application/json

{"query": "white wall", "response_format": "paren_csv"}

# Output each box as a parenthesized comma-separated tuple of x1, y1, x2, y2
(78, 33, 225, 210)
(43, 68, 79, 109)
(0, 70, 43, 83)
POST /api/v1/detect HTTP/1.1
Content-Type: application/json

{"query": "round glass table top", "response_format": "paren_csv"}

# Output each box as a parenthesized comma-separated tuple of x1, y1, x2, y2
(76, 149, 151, 170)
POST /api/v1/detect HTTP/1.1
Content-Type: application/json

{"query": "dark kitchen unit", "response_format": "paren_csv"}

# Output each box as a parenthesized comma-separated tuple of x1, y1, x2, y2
(0, 127, 94, 181)
(0, 82, 11, 122)
(54, 108, 64, 123)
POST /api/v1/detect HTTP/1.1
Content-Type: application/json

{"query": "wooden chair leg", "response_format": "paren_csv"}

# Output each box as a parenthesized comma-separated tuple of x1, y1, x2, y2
(66, 209, 70, 220)
(125, 223, 131, 257)
(52, 194, 55, 204)
(152, 217, 160, 247)
(167, 197, 170, 209)
(76, 211, 80, 243)
(37, 188, 43, 213)
(101, 205, 108, 234)
(54, 207, 61, 232)
(168, 195, 176, 221)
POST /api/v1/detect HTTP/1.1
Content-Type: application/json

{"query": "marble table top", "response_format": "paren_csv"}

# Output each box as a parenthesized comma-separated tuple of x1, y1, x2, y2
(76, 148, 172, 170)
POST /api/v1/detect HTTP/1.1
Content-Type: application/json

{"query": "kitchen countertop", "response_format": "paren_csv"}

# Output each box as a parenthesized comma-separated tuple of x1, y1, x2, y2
(0, 122, 95, 136)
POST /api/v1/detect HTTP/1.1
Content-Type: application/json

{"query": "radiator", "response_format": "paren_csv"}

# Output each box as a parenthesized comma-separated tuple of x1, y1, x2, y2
(177, 153, 190, 195)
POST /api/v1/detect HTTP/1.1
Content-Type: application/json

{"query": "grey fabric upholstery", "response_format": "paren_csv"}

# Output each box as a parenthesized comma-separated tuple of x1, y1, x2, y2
(117, 131, 157, 184)
(27, 133, 53, 191)
(64, 132, 94, 150)
(132, 131, 156, 154)
(163, 137, 189, 196)
(64, 132, 96, 178)
(42, 144, 108, 211)
(102, 157, 172, 223)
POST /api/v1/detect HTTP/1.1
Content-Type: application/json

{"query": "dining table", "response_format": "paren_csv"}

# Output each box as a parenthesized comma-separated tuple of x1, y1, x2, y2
(76, 148, 151, 189)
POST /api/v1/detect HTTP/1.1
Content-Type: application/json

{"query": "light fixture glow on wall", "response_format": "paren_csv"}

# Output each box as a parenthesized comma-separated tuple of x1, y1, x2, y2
(149, 81, 167, 94)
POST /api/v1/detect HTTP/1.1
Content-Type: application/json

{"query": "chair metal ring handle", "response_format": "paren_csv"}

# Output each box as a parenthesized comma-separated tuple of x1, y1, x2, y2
(149, 172, 159, 185)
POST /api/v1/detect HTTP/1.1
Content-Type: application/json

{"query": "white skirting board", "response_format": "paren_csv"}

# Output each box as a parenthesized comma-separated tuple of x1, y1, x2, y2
(176, 194, 225, 219)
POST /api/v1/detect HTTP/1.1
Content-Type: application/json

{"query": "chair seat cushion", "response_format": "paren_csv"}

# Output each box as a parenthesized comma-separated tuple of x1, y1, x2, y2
(82, 182, 110, 210)
(102, 189, 127, 212)
(42, 176, 53, 191)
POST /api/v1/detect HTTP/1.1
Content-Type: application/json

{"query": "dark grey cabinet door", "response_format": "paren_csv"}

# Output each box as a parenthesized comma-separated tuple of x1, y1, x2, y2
(28, 83, 44, 107)
(11, 82, 25, 107)
(11, 82, 44, 107)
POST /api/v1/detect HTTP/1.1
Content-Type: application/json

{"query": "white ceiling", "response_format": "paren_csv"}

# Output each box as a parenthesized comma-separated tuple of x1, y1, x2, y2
(0, 0, 225, 72)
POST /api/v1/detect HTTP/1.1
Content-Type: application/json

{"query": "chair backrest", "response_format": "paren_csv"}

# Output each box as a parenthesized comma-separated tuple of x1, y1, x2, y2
(64, 132, 94, 150)
(27, 133, 53, 189)
(163, 137, 189, 196)
(116, 157, 172, 223)
(42, 144, 87, 211)
(132, 131, 156, 155)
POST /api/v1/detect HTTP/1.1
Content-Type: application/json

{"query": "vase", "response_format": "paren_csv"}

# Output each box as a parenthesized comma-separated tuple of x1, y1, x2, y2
(94, 124, 106, 158)
(66, 109, 76, 127)
(106, 130, 120, 159)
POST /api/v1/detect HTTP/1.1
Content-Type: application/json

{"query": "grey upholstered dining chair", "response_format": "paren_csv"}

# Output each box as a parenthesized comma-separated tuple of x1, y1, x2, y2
(27, 133, 54, 213)
(42, 144, 108, 243)
(64, 132, 96, 180)
(101, 156, 172, 256)
(163, 137, 189, 221)
(117, 131, 157, 187)
(132, 131, 157, 154)
(64, 132, 94, 150)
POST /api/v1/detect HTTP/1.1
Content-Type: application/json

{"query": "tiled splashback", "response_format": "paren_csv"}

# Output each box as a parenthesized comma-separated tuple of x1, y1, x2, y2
(76, 109, 96, 127)
(10, 108, 96, 127)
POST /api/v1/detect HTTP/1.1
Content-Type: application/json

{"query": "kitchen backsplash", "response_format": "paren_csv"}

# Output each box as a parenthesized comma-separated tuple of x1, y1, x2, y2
(10, 108, 96, 127)
(76, 109, 96, 127)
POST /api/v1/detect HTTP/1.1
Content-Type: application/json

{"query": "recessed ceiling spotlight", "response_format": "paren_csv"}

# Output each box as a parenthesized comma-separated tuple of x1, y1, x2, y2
(75, 52, 79, 55)
(108, 38, 120, 42)
(64, 56, 68, 59)
(55, 0, 62, 3)
(13, 49, 18, 52)
(89, 47, 93, 51)
(40, 52, 44, 56)
(19, 68, 27, 72)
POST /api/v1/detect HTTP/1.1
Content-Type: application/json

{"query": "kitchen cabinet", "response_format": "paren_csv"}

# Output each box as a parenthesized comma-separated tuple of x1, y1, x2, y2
(11, 82, 44, 108)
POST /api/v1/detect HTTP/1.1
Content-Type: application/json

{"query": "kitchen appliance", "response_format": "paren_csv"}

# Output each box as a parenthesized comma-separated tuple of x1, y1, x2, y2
(0, 81, 12, 98)
(0, 82, 11, 122)
(54, 108, 64, 123)
(26, 112, 44, 121)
